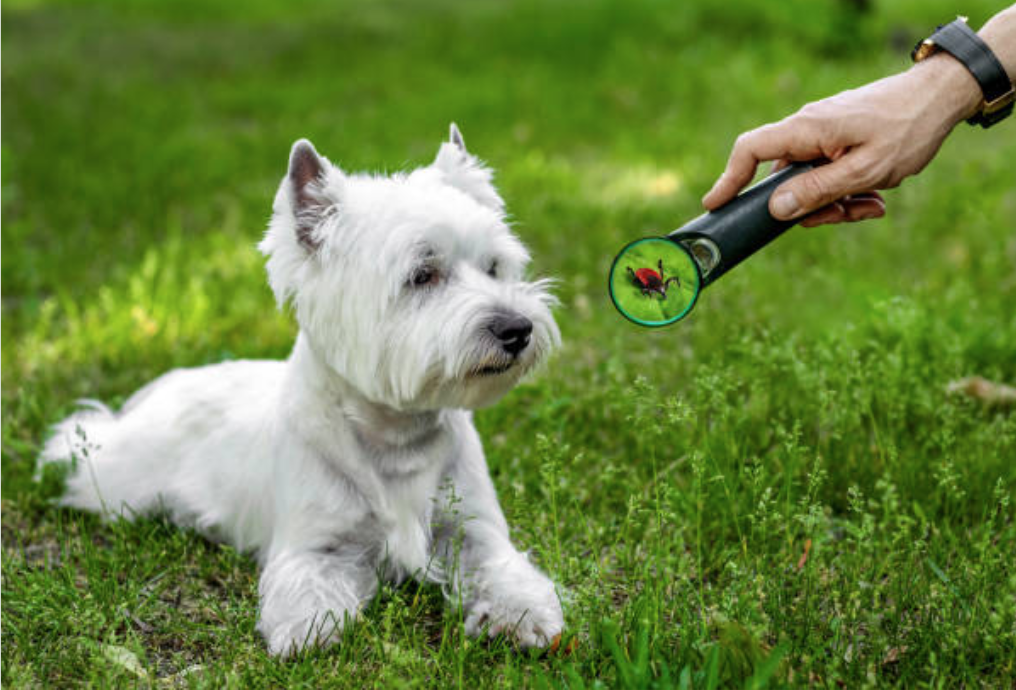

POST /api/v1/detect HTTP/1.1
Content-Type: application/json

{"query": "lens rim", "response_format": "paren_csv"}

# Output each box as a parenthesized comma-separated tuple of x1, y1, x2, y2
(608, 236, 702, 328)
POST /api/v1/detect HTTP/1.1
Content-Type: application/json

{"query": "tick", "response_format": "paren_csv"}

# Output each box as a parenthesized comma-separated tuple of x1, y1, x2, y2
(627, 259, 681, 299)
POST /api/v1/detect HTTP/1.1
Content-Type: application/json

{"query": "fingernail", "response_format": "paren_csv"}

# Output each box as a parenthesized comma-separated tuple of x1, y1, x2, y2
(771, 191, 800, 219)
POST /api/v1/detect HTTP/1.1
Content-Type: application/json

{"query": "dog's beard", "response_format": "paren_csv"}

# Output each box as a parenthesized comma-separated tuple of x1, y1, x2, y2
(414, 349, 533, 410)
(464, 335, 522, 378)
(404, 320, 557, 410)
(469, 358, 515, 377)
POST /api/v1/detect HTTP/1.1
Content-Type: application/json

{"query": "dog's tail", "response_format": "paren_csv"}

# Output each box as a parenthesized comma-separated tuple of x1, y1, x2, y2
(38, 399, 114, 467)
(37, 399, 120, 512)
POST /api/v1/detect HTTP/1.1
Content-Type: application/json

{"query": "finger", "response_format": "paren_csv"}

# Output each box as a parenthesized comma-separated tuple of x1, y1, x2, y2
(799, 202, 848, 228)
(840, 195, 885, 221)
(798, 194, 885, 228)
(702, 163, 759, 211)
(845, 190, 885, 204)
(703, 120, 825, 210)
(827, 146, 849, 161)
(769, 153, 873, 220)
(772, 158, 791, 173)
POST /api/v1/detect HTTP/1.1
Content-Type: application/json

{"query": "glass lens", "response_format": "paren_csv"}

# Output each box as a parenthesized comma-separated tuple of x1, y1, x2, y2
(609, 237, 701, 327)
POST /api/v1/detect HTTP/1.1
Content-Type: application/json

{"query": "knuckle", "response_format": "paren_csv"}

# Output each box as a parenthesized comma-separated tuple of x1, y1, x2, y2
(793, 105, 824, 130)
(732, 131, 755, 155)
(795, 173, 832, 206)
(859, 159, 891, 189)
(884, 169, 907, 188)
(795, 102, 821, 120)
(841, 157, 870, 184)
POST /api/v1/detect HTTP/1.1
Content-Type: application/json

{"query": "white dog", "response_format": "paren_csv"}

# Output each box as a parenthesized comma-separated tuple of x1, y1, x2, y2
(39, 125, 564, 656)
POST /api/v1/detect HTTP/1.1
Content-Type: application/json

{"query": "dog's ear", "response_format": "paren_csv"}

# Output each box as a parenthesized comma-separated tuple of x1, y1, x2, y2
(288, 139, 329, 250)
(449, 122, 467, 151)
(432, 123, 505, 213)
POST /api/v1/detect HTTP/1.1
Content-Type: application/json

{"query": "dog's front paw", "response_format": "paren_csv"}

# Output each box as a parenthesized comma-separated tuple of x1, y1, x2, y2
(257, 550, 374, 657)
(260, 613, 346, 658)
(463, 556, 564, 648)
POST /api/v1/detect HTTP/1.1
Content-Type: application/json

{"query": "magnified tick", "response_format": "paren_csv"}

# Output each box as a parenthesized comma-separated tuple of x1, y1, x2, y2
(626, 259, 681, 299)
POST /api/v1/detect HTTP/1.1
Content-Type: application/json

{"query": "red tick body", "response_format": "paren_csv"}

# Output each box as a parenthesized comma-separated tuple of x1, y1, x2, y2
(627, 260, 681, 299)
(634, 268, 662, 287)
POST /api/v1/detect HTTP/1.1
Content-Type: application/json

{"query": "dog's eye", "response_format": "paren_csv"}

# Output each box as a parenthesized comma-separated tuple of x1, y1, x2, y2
(487, 260, 498, 279)
(411, 267, 438, 287)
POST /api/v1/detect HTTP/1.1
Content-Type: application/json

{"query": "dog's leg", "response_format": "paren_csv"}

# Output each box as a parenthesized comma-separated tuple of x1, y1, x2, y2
(257, 544, 378, 657)
(434, 423, 563, 648)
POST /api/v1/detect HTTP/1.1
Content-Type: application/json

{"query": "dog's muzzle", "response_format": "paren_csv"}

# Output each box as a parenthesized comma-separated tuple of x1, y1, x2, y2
(488, 312, 532, 357)
(466, 311, 534, 378)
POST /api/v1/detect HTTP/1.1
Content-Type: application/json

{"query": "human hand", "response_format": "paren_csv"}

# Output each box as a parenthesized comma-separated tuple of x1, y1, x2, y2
(702, 54, 983, 227)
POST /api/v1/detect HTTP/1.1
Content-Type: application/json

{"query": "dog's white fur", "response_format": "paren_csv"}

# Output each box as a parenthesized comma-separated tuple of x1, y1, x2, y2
(38, 125, 564, 656)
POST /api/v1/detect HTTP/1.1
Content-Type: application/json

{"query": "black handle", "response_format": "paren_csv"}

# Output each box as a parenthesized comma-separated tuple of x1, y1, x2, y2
(668, 161, 815, 286)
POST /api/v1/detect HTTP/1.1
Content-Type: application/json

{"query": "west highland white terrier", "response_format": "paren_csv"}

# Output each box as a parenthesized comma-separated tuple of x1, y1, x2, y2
(39, 125, 564, 656)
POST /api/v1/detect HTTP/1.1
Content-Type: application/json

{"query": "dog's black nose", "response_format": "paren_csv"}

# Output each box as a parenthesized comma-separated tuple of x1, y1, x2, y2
(489, 313, 533, 356)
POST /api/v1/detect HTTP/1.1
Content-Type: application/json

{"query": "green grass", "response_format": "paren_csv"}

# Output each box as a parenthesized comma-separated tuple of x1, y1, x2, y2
(3, 0, 1016, 687)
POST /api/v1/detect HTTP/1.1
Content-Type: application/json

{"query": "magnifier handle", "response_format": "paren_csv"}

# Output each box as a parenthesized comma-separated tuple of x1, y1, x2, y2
(669, 161, 815, 286)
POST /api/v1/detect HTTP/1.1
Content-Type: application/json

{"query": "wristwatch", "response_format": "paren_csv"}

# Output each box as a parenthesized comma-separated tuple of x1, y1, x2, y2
(912, 17, 1014, 128)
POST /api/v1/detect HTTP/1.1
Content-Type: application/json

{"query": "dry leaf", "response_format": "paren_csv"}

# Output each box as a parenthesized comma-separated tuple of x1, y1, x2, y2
(947, 377, 1016, 407)
(882, 645, 908, 665)
(100, 644, 148, 679)
(796, 538, 812, 571)
(550, 634, 579, 656)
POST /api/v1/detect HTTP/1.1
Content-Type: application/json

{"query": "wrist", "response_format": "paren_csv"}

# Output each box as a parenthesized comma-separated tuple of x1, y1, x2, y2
(911, 15, 1015, 128)
(908, 52, 984, 127)
(978, 7, 1016, 82)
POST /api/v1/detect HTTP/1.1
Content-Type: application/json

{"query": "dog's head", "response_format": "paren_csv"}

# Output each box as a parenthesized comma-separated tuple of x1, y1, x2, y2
(259, 125, 559, 410)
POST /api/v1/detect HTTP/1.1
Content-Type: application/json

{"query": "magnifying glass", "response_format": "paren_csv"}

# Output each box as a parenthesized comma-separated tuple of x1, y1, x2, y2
(609, 161, 815, 327)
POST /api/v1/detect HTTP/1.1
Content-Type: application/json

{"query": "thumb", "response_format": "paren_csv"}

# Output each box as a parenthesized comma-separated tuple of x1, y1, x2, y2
(769, 157, 863, 220)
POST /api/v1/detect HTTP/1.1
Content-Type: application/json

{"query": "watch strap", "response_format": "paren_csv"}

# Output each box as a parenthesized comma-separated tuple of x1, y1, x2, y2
(912, 18, 1014, 128)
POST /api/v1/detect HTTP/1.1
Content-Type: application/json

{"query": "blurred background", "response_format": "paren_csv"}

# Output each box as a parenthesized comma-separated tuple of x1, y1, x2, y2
(3, 0, 1012, 369)
(3, 0, 1014, 686)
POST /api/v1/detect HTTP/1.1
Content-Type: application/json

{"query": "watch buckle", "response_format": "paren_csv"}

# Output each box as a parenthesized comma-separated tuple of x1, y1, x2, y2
(911, 39, 936, 63)
(982, 85, 1016, 116)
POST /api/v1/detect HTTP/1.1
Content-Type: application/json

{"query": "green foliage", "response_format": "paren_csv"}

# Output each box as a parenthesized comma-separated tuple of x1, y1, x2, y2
(3, 0, 1014, 687)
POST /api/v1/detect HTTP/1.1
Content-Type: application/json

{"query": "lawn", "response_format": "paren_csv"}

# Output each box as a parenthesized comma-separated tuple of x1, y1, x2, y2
(3, 0, 1015, 687)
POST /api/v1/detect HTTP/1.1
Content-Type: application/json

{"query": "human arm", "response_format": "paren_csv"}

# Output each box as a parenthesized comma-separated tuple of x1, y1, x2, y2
(701, 6, 1016, 227)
